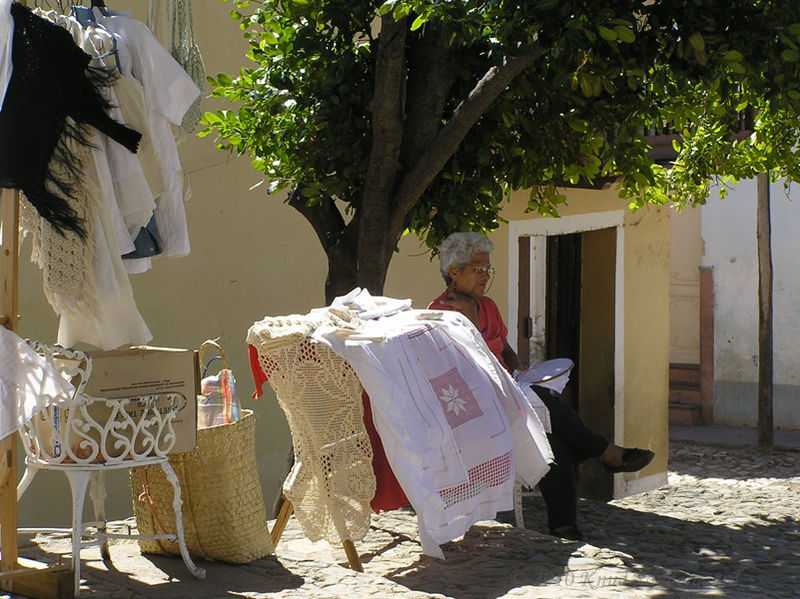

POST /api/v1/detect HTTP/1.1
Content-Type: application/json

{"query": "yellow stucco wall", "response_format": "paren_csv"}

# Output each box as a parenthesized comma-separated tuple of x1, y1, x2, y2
(485, 189, 670, 496)
(620, 206, 670, 492)
(14, 2, 668, 523)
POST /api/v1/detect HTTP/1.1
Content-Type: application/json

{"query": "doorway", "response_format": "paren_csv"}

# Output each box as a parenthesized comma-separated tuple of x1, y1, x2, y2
(515, 226, 617, 501)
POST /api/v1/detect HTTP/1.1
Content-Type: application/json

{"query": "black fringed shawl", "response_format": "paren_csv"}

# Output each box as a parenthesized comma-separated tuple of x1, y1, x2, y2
(0, 3, 141, 238)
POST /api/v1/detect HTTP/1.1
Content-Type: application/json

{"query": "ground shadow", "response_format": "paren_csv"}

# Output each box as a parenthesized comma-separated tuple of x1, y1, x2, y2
(382, 501, 798, 599)
(17, 542, 304, 598)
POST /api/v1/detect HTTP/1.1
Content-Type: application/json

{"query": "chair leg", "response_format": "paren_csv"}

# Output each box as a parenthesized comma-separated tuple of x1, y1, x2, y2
(513, 479, 525, 528)
(65, 469, 92, 598)
(270, 496, 293, 548)
(16, 465, 37, 501)
(159, 462, 206, 580)
(88, 471, 110, 561)
(342, 539, 363, 572)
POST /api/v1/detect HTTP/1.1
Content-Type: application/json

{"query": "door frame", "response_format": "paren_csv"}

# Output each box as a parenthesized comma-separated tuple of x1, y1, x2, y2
(508, 210, 626, 444)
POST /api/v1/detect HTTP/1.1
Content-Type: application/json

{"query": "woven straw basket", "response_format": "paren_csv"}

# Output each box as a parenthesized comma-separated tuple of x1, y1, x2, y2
(130, 409, 274, 563)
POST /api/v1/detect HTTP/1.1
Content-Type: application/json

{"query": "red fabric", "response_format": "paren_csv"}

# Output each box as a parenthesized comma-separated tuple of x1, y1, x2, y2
(428, 292, 508, 367)
(247, 343, 408, 510)
(248, 344, 268, 399)
(361, 391, 409, 511)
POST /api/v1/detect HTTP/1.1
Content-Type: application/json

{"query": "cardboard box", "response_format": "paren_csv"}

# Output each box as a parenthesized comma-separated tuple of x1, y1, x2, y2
(83, 346, 199, 455)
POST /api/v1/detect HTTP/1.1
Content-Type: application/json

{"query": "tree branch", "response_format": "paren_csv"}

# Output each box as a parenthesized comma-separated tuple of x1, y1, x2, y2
(287, 186, 347, 254)
(357, 13, 408, 290)
(401, 31, 459, 169)
(388, 45, 548, 241)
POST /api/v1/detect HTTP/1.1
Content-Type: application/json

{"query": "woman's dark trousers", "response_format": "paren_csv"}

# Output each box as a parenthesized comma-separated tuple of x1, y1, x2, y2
(532, 386, 609, 531)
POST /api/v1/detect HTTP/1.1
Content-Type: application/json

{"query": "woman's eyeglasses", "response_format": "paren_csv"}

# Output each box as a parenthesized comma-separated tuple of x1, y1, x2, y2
(471, 265, 495, 277)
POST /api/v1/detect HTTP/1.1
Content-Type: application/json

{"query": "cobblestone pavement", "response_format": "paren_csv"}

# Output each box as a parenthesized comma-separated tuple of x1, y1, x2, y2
(6, 439, 799, 599)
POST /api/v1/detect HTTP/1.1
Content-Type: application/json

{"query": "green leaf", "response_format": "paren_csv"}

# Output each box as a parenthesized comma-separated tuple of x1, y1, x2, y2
(580, 74, 593, 97)
(693, 45, 708, 65)
(379, 0, 396, 16)
(788, 23, 800, 38)
(689, 32, 705, 53)
(723, 50, 744, 63)
(597, 26, 617, 41)
(614, 26, 635, 43)
(782, 49, 800, 62)
(567, 119, 589, 133)
(410, 14, 426, 31)
(392, 3, 410, 20)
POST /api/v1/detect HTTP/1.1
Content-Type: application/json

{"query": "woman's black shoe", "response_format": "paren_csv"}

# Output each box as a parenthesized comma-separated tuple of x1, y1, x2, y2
(549, 525, 586, 541)
(602, 448, 655, 473)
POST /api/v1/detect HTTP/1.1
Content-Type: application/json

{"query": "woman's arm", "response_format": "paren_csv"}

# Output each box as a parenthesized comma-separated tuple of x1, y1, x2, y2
(500, 338, 527, 374)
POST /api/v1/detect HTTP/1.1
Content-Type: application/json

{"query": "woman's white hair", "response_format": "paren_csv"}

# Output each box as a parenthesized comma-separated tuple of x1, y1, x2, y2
(438, 232, 494, 284)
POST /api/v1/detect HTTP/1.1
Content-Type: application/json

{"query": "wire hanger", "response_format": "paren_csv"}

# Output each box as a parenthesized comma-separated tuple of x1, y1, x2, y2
(90, 0, 109, 17)
(71, 1, 121, 72)
(31, 1, 68, 10)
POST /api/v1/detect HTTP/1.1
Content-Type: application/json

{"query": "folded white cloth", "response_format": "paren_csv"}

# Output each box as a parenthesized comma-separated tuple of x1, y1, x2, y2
(329, 287, 412, 320)
(0, 329, 77, 441)
(514, 358, 573, 395)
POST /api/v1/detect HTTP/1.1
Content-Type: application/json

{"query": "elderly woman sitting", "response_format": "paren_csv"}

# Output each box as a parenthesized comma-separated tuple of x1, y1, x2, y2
(428, 232, 654, 540)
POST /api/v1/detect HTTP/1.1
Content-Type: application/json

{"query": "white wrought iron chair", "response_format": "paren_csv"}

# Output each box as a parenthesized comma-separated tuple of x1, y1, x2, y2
(16, 340, 206, 597)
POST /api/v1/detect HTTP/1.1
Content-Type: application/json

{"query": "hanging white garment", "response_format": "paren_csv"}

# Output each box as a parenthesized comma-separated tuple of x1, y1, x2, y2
(311, 308, 553, 558)
(0, 0, 12, 110)
(113, 74, 167, 200)
(101, 84, 156, 239)
(146, 0, 173, 48)
(20, 129, 152, 351)
(0, 327, 76, 441)
(57, 129, 152, 349)
(94, 9, 199, 260)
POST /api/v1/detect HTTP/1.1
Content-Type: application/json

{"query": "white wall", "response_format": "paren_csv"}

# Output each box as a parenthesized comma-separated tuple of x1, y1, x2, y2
(701, 178, 800, 428)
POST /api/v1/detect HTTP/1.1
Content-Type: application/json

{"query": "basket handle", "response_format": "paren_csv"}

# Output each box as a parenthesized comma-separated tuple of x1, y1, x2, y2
(199, 339, 229, 376)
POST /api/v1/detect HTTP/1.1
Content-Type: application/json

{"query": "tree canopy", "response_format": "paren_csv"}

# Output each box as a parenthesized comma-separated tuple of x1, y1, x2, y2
(202, 0, 800, 300)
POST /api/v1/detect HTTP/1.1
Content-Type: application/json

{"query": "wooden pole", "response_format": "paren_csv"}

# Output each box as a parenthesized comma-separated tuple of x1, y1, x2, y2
(0, 188, 20, 576)
(0, 188, 72, 598)
(756, 173, 774, 449)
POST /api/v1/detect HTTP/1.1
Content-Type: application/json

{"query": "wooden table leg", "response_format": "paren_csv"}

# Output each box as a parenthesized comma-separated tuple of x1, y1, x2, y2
(270, 496, 293, 548)
(0, 436, 18, 574)
(342, 539, 363, 572)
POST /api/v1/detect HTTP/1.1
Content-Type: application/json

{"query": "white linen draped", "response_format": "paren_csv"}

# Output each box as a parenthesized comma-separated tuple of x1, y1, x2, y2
(0, 327, 76, 441)
(312, 308, 553, 558)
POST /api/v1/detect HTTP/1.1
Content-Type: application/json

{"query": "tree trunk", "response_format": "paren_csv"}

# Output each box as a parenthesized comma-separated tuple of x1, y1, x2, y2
(326, 236, 395, 303)
(325, 239, 359, 304)
(756, 172, 773, 450)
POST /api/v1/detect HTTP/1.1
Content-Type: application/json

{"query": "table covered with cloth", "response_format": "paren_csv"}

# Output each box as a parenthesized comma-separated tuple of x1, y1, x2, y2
(247, 300, 553, 559)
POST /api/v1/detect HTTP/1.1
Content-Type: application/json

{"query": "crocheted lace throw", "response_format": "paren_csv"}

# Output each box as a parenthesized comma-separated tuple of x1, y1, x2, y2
(247, 314, 375, 545)
(19, 132, 100, 321)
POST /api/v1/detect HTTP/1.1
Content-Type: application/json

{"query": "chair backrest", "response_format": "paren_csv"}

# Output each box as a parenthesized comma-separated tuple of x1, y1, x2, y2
(20, 341, 184, 466)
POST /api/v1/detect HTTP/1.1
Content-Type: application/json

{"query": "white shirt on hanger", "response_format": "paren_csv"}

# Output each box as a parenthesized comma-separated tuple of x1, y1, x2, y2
(94, 9, 200, 260)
